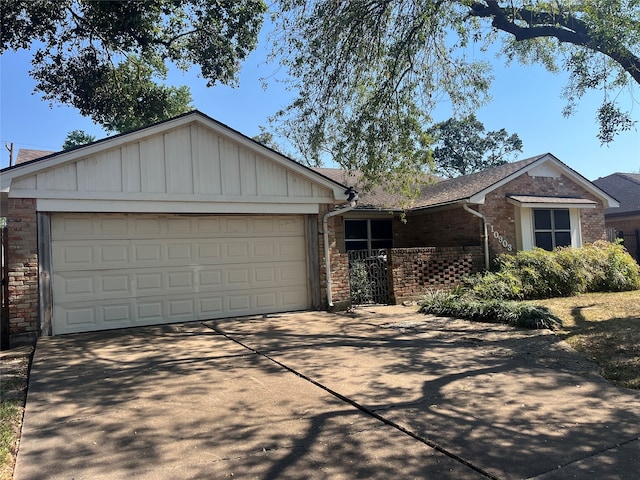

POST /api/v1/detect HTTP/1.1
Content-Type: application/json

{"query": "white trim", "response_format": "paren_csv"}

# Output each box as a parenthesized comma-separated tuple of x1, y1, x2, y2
(10, 189, 331, 204)
(570, 209, 582, 248)
(507, 197, 597, 209)
(517, 206, 583, 250)
(37, 199, 320, 214)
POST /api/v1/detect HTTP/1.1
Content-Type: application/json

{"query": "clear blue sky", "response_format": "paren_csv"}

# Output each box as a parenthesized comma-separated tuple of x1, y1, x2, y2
(1, 27, 639, 181)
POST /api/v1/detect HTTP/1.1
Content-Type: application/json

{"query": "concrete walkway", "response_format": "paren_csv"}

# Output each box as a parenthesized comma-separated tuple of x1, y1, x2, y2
(14, 305, 640, 479)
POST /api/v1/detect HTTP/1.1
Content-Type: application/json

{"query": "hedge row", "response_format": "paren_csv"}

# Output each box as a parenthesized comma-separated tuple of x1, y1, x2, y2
(464, 241, 640, 300)
(418, 241, 639, 330)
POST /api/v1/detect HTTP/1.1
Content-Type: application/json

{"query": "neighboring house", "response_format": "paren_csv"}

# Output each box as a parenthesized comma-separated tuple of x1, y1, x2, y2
(592, 173, 640, 262)
(0, 111, 618, 345)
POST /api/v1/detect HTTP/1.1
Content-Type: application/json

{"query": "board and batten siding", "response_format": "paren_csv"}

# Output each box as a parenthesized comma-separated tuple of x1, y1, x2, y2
(10, 124, 334, 205)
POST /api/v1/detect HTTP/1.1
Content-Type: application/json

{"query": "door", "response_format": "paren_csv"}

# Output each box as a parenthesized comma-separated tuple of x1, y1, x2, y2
(51, 214, 309, 334)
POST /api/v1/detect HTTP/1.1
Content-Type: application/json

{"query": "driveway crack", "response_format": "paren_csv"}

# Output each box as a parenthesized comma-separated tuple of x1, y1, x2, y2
(205, 323, 501, 480)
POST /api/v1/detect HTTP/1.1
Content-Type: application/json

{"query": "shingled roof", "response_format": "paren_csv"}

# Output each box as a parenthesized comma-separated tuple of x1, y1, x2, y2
(593, 173, 640, 216)
(312, 168, 442, 209)
(314, 154, 549, 210)
(15, 149, 56, 165)
(411, 154, 547, 209)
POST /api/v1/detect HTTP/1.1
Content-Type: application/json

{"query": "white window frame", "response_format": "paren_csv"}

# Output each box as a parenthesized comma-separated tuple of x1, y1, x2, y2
(516, 208, 582, 251)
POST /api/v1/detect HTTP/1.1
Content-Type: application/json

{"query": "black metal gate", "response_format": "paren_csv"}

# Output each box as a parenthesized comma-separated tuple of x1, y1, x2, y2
(348, 249, 390, 305)
(618, 230, 640, 263)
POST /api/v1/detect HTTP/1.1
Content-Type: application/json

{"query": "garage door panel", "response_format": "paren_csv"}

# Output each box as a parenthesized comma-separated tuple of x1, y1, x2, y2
(51, 214, 310, 334)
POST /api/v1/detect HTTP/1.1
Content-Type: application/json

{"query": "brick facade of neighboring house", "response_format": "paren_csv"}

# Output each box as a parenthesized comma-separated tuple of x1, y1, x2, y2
(593, 173, 640, 262)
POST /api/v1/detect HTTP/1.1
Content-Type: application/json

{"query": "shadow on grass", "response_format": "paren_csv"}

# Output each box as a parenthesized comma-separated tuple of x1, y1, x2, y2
(563, 305, 640, 389)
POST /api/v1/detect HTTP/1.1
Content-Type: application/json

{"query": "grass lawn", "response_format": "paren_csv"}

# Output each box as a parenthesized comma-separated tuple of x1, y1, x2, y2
(0, 348, 32, 480)
(533, 291, 640, 390)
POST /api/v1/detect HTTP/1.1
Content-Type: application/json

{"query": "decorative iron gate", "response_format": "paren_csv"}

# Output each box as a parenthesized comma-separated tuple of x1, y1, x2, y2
(348, 249, 390, 305)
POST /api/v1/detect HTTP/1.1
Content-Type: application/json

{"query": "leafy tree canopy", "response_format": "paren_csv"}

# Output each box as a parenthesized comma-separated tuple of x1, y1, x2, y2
(62, 129, 96, 150)
(271, 0, 640, 194)
(1, 0, 267, 132)
(429, 115, 523, 177)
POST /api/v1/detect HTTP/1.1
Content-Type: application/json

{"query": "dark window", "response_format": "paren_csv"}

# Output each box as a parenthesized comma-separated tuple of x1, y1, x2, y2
(533, 209, 572, 251)
(345, 219, 393, 251)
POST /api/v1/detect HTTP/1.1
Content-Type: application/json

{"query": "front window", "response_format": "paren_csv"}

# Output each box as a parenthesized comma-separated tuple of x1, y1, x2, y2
(345, 219, 393, 251)
(533, 209, 571, 251)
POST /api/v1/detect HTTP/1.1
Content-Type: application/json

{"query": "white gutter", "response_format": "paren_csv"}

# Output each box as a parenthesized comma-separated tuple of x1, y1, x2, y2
(463, 203, 490, 271)
(323, 189, 359, 307)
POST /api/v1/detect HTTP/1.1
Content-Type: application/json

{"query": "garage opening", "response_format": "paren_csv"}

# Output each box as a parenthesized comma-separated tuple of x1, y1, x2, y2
(49, 214, 310, 334)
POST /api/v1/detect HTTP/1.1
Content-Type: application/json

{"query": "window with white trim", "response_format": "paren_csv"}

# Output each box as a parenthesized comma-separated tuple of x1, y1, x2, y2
(533, 209, 571, 251)
(344, 219, 393, 251)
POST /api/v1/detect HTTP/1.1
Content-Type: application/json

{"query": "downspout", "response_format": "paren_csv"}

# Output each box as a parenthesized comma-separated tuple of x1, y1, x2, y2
(323, 188, 359, 308)
(463, 203, 490, 271)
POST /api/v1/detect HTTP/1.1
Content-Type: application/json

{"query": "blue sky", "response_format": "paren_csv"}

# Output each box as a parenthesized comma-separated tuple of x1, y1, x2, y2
(1, 28, 639, 180)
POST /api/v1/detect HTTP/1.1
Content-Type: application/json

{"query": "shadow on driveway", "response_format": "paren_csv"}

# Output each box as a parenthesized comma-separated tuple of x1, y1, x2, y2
(14, 305, 640, 479)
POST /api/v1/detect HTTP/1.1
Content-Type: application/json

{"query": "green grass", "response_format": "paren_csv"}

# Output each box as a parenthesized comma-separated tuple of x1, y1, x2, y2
(0, 400, 21, 475)
(0, 352, 31, 480)
(531, 291, 640, 389)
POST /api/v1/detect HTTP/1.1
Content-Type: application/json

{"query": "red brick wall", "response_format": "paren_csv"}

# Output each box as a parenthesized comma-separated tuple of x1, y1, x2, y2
(388, 246, 484, 303)
(318, 206, 351, 309)
(605, 215, 640, 262)
(392, 174, 608, 261)
(7, 198, 39, 340)
(394, 209, 482, 248)
(605, 214, 640, 234)
(480, 173, 607, 258)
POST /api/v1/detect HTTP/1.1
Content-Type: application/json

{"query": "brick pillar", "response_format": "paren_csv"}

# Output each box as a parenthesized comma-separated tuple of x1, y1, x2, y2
(7, 198, 39, 345)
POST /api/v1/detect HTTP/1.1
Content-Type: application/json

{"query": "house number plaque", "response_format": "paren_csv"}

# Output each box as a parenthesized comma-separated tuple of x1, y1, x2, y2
(487, 224, 513, 252)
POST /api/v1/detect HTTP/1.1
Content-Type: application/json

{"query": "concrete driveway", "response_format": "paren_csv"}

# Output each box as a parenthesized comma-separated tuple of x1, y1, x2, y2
(14, 305, 640, 479)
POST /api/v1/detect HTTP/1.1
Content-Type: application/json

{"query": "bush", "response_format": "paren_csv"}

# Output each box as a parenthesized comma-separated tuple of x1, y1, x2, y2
(466, 241, 639, 300)
(418, 291, 562, 330)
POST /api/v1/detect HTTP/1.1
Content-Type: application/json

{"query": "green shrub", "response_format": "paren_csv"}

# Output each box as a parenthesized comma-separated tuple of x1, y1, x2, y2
(468, 241, 639, 300)
(418, 291, 561, 330)
(349, 260, 373, 304)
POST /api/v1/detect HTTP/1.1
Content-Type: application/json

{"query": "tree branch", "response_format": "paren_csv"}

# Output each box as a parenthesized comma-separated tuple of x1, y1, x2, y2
(469, 1, 640, 85)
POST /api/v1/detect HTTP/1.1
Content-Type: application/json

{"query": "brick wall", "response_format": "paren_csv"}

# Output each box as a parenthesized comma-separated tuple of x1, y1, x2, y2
(605, 214, 640, 234)
(388, 246, 484, 303)
(318, 206, 351, 310)
(7, 198, 39, 344)
(480, 173, 607, 256)
(394, 208, 482, 248)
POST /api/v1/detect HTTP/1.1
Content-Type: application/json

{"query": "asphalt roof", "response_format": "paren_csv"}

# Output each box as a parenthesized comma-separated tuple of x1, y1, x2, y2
(592, 173, 640, 216)
(314, 154, 548, 210)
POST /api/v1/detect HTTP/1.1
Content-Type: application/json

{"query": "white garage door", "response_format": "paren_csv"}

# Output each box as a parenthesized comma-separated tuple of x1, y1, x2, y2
(51, 214, 310, 334)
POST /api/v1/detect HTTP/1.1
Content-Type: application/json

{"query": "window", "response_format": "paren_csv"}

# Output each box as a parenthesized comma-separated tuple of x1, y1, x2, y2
(533, 209, 571, 251)
(345, 219, 393, 251)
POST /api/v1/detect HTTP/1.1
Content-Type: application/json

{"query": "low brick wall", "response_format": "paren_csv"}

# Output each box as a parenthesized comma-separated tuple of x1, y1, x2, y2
(388, 246, 484, 303)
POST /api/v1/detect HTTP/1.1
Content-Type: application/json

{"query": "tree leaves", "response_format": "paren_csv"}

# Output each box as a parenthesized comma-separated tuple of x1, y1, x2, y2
(428, 115, 523, 177)
(270, 0, 639, 193)
(2, 0, 266, 132)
